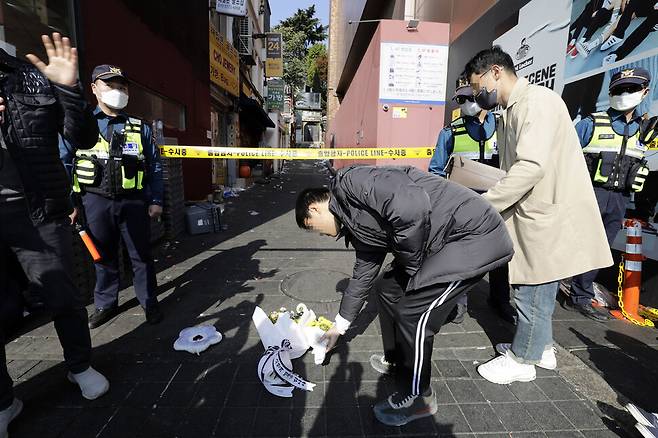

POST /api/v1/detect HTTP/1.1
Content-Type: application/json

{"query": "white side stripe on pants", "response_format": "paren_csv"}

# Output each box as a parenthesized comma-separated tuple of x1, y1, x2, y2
(412, 280, 461, 396)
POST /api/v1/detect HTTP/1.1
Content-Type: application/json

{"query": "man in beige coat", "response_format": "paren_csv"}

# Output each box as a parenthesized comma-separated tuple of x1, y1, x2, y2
(463, 47, 612, 384)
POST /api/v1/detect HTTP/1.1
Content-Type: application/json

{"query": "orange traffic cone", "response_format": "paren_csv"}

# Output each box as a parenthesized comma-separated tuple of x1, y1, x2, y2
(610, 219, 652, 325)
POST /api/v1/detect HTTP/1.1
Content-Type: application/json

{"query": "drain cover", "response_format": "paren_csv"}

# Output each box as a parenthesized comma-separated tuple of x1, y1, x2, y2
(280, 269, 350, 303)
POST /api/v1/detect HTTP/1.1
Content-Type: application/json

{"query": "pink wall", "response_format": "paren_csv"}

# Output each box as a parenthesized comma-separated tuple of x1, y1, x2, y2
(328, 20, 450, 170)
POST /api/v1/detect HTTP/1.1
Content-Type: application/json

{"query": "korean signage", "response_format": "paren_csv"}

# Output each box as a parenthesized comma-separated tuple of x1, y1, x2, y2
(267, 79, 285, 111)
(379, 42, 449, 104)
(296, 92, 321, 110)
(266, 33, 284, 78)
(209, 22, 239, 97)
(215, 0, 247, 17)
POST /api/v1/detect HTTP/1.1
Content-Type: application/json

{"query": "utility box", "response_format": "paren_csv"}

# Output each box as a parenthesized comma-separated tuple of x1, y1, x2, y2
(185, 203, 221, 235)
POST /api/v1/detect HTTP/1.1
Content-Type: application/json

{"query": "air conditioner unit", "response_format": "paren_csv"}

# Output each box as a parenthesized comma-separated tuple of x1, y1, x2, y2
(237, 17, 252, 56)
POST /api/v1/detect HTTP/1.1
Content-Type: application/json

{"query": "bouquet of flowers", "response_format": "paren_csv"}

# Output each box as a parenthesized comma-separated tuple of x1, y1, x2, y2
(267, 304, 334, 331)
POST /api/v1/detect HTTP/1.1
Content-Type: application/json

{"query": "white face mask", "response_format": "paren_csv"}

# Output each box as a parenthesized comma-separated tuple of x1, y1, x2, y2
(100, 89, 129, 110)
(609, 90, 645, 112)
(460, 100, 482, 117)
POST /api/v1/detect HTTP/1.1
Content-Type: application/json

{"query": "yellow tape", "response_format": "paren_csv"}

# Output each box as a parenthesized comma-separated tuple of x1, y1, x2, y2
(159, 145, 435, 160)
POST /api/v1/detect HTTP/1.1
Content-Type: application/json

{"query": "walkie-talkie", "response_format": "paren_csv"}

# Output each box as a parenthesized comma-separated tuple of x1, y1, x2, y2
(108, 130, 125, 193)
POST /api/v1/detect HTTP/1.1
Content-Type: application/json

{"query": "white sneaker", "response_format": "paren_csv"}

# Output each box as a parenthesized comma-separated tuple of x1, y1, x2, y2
(495, 343, 557, 370)
(602, 54, 618, 66)
(67, 367, 110, 400)
(576, 38, 599, 58)
(0, 399, 23, 438)
(477, 351, 536, 384)
(601, 35, 623, 51)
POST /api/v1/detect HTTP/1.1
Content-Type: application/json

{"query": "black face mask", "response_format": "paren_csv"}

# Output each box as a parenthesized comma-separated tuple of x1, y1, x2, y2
(474, 69, 499, 110)
(475, 87, 498, 111)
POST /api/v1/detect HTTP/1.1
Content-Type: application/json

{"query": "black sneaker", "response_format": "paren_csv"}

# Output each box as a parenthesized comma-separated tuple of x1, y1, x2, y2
(369, 354, 396, 375)
(562, 300, 610, 322)
(448, 303, 467, 324)
(636, 423, 658, 438)
(626, 403, 658, 428)
(373, 388, 438, 426)
(144, 305, 163, 325)
(88, 306, 119, 329)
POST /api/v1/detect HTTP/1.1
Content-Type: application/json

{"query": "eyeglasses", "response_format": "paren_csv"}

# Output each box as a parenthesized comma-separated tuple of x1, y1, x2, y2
(470, 68, 494, 93)
(455, 95, 475, 105)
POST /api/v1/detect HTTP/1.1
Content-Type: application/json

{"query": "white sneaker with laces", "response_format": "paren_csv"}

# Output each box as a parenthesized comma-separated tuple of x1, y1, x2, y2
(477, 351, 536, 384)
(600, 35, 623, 51)
(67, 367, 110, 400)
(576, 38, 600, 58)
(495, 343, 557, 370)
(0, 398, 23, 438)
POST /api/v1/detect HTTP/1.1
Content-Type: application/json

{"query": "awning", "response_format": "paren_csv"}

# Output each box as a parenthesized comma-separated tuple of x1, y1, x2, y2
(239, 95, 275, 129)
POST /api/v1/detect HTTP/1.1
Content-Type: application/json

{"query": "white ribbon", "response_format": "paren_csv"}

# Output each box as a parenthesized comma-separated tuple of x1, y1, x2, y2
(257, 340, 316, 397)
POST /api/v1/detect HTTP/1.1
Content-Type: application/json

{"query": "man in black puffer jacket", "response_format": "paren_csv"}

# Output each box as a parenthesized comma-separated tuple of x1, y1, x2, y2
(296, 165, 513, 427)
(0, 33, 109, 437)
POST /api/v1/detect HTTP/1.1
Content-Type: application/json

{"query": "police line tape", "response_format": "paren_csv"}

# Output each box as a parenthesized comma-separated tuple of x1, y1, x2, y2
(158, 145, 436, 160)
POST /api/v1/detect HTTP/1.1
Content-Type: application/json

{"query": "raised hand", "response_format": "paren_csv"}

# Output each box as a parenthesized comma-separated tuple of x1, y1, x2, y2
(25, 33, 78, 87)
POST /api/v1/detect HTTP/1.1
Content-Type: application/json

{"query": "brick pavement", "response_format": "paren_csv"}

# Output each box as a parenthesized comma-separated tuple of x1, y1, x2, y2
(4, 161, 638, 437)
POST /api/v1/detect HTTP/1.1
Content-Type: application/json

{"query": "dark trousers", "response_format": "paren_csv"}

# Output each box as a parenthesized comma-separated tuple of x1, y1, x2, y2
(0, 206, 91, 410)
(377, 266, 482, 396)
(571, 0, 601, 40)
(457, 264, 510, 307)
(571, 187, 628, 305)
(613, 0, 655, 39)
(613, 10, 658, 59)
(82, 193, 157, 310)
(583, 7, 613, 41)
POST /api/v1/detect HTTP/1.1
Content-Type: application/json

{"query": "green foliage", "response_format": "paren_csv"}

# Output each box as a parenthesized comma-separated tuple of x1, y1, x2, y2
(274, 6, 328, 102)
(305, 44, 327, 84)
(274, 26, 307, 90)
(276, 5, 327, 48)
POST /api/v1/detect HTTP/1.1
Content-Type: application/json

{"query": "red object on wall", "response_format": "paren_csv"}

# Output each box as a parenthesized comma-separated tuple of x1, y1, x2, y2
(77, 0, 212, 200)
(239, 164, 251, 178)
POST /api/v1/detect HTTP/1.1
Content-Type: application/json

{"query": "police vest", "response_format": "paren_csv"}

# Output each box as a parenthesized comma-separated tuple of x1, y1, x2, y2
(582, 112, 647, 192)
(73, 117, 146, 197)
(451, 116, 499, 163)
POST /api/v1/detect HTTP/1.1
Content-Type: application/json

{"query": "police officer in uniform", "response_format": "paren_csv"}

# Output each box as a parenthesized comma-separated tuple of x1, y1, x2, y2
(429, 75, 516, 325)
(68, 65, 164, 329)
(566, 68, 652, 321)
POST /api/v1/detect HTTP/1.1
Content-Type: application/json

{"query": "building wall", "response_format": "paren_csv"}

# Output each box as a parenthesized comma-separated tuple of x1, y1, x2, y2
(448, 0, 498, 42)
(327, 0, 496, 145)
(78, 0, 213, 200)
(444, 0, 528, 121)
(328, 20, 450, 170)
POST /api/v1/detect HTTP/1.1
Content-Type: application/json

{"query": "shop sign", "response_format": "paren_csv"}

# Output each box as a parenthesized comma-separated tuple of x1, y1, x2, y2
(266, 33, 284, 77)
(267, 79, 285, 111)
(215, 0, 247, 17)
(209, 22, 240, 97)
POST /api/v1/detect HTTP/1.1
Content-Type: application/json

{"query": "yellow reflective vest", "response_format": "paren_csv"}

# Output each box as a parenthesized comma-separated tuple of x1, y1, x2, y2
(73, 117, 145, 196)
(451, 116, 499, 162)
(582, 112, 647, 192)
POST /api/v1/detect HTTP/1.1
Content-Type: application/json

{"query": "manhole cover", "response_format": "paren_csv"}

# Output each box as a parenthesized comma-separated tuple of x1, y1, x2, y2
(280, 269, 350, 303)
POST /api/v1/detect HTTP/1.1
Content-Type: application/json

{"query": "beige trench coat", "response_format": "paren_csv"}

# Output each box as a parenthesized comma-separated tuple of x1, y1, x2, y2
(484, 78, 612, 285)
